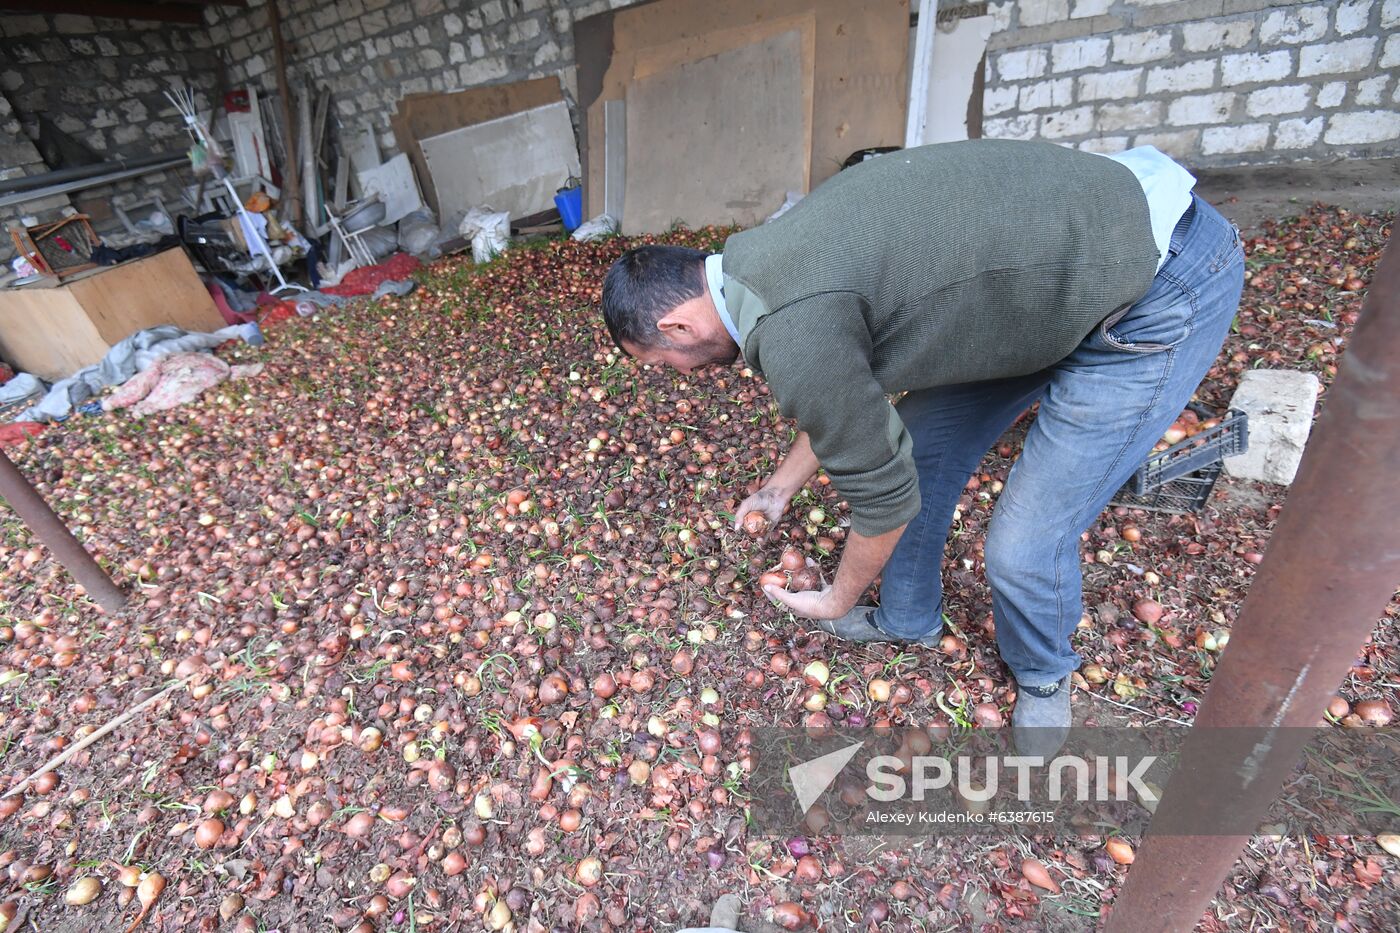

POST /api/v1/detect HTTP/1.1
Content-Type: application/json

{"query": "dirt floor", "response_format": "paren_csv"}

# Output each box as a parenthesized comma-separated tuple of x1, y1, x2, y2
(1195, 156, 1400, 232)
(0, 202, 1393, 933)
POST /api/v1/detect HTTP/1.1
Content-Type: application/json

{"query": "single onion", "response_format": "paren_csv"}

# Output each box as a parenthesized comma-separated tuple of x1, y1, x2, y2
(741, 512, 770, 536)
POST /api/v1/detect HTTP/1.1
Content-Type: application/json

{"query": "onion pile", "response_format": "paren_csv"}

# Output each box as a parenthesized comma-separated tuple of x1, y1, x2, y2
(0, 206, 1386, 928)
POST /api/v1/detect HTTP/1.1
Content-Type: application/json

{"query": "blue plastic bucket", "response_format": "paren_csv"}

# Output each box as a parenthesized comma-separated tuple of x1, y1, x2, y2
(554, 186, 583, 231)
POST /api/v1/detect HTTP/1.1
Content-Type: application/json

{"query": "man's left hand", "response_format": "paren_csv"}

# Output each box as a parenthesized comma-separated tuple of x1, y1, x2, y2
(763, 583, 854, 620)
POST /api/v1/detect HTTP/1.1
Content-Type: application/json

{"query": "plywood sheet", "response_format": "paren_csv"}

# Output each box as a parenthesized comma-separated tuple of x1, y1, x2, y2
(623, 30, 808, 234)
(390, 77, 564, 216)
(67, 248, 225, 345)
(0, 250, 222, 379)
(420, 101, 581, 221)
(0, 287, 110, 382)
(580, 0, 910, 217)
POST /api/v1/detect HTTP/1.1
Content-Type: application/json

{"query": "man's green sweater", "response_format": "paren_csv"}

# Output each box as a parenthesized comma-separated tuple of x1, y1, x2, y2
(720, 139, 1160, 537)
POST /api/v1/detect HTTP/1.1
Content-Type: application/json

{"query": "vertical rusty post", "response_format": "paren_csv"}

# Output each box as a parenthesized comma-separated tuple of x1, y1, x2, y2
(0, 449, 126, 613)
(1104, 230, 1400, 932)
(267, 0, 302, 223)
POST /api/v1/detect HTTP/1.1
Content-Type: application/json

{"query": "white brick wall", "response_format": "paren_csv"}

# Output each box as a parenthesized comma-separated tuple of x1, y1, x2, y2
(981, 0, 1397, 164)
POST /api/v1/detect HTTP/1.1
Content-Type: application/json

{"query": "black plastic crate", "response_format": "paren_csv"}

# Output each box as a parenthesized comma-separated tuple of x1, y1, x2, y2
(1111, 462, 1225, 515)
(1123, 405, 1249, 495)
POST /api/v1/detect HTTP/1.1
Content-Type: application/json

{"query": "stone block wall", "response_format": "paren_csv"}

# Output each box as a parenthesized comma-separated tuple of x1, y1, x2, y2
(0, 12, 223, 257)
(202, 0, 627, 164)
(981, 0, 1398, 163)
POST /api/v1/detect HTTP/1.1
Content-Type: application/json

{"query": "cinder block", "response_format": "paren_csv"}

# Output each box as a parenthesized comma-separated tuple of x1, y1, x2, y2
(1145, 60, 1216, 93)
(1324, 110, 1400, 144)
(985, 84, 1020, 115)
(1018, 77, 1074, 111)
(1051, 36, 1110, 72)
(1112, 30, 1172, 64)
(534, 40, 561, 66)
(1095, 100, 1163, 131)
(1041, 105, 1095, 137)
(1078, 135, 1129, 153)
(1224, 370, 1319, 486)
(1298, 38, 1379, 76)
(1354, 75, 1391, 105)
(1335, 0, 1376, 34)
(984, 114, 1043, 140)
(1317, 81, 1348, 107)
(998, 48, 1049, 81)
(1131, 129, 1200, 158)
(1245, 84, 1312, 116)
(1259, 5, 1329, 45)
(1077, 68, 1143, 101)
(1381, 35, 1400, 68)
(1221, 50, 1293, 85)
(1201, 123, 1269, 154)
(1071, 0, 1114, 17)
(1181, 19, 1253, 52)
(1019, 0, 1070, 26)
(1167, 92, 1236, 125)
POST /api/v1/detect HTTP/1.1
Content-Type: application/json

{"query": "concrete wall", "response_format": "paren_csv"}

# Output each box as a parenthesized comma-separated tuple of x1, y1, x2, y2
(0, 12, 222, 257)
(981, 0, 1399, 163)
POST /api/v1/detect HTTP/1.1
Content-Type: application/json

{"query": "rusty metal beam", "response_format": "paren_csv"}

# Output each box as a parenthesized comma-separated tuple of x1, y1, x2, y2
(1104, 230, 1400, 931)
(0, 449, 125, 614)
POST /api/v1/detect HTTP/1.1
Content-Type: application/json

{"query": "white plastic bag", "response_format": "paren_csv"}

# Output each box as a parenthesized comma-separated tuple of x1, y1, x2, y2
(765, 190, 804, 223)
(570, 213, 618, 242)
(459, 207, 511, 263)
(397, 208, 441, 258)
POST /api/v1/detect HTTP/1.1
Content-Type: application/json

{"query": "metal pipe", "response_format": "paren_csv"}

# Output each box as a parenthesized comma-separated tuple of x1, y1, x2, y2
(0, 450, 126, 614)
(0, 158, 186, 211)
(1104, 230, 1400, 931)
(0, 152, 184, 196)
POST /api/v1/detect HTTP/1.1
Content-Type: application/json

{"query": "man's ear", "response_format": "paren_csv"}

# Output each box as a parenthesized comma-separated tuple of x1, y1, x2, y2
(655, 310, 690, 338)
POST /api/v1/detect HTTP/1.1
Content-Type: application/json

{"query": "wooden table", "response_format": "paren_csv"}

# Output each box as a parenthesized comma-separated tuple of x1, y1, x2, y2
(0, 248, 226, 380)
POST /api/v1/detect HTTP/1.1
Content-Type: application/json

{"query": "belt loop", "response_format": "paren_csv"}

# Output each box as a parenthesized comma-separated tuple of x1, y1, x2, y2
(1168, 197, 1197, 255)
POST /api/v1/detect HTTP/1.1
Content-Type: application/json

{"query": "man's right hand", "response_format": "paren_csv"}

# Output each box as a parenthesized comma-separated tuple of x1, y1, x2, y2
(732, 486, 790, 531)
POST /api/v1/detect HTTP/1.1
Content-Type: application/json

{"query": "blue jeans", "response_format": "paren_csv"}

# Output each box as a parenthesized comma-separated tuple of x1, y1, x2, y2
(873, 194, 1245, 687)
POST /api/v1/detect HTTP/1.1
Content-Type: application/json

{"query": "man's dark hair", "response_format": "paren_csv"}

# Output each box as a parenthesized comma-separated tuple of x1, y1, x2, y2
(601, 245, 708, 353)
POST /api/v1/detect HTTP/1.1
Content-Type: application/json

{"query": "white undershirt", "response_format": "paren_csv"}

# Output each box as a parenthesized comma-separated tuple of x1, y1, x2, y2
(1102, 145, 1197, 271)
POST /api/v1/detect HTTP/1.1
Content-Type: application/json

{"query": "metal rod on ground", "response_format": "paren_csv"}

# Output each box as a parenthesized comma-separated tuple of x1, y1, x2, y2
(267, 0, 302, 225)
(1104, 230, 1400, 931)
(0, 450, 125, 613)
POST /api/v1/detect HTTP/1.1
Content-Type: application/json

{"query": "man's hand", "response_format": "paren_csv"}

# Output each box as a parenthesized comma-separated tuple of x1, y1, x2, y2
(763, 582, 854, 620)
(731, 432, 820, 531)
(767, 523, 907, 621)
(732, 487, 790, 531)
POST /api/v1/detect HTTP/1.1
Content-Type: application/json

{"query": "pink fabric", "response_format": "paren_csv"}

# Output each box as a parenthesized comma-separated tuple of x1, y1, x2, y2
(104, 353, 263, 416)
